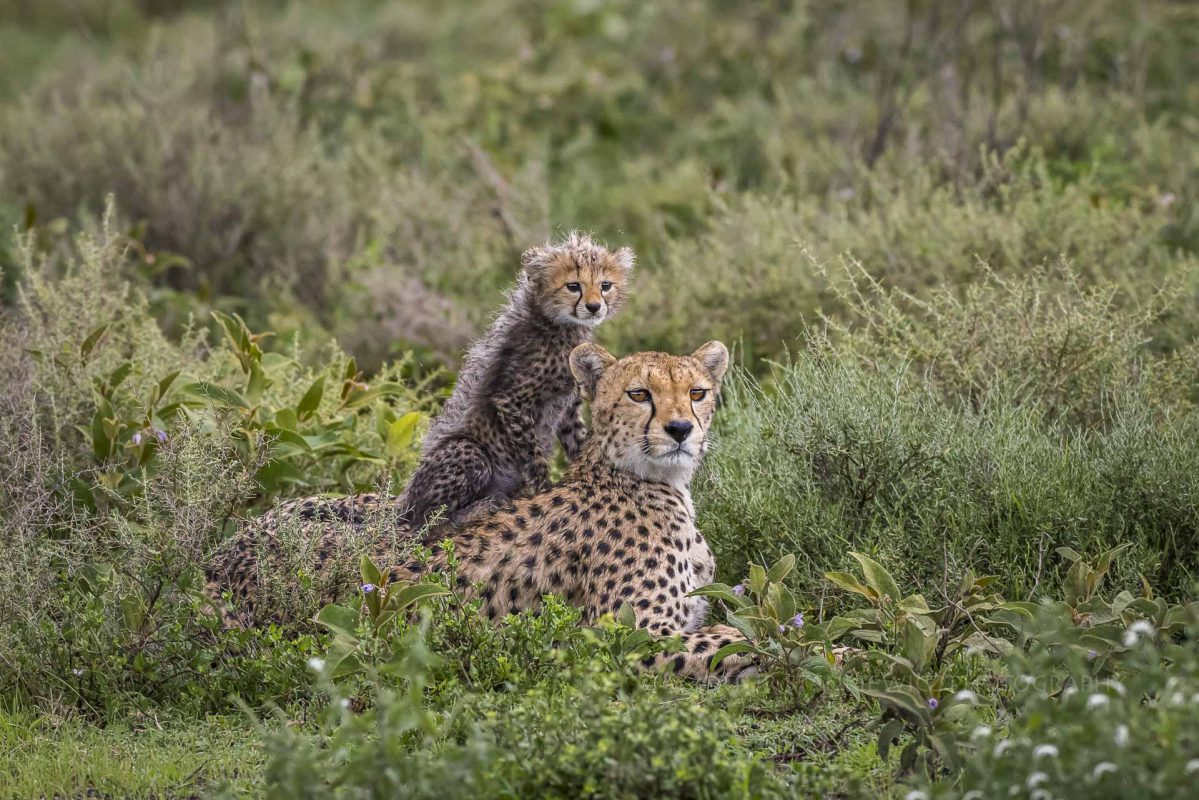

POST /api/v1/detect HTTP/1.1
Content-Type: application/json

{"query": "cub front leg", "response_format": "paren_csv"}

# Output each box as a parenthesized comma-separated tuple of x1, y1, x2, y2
(555, 393, 587, 461)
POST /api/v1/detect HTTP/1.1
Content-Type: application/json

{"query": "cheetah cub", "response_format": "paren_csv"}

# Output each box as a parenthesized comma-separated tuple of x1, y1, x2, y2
(398, 231, 633, 528)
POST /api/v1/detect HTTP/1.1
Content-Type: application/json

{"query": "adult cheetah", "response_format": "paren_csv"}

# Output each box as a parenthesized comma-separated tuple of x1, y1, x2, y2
(207, 342, 753, 682)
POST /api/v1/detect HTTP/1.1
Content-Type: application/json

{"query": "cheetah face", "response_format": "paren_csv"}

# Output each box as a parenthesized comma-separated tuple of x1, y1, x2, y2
(521, 231, 634, 328)
(570, 341, 729, 487)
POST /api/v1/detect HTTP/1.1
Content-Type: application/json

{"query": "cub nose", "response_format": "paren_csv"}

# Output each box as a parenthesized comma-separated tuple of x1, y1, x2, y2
(585, 302, 602, 314)
(664, 420, 693, 443)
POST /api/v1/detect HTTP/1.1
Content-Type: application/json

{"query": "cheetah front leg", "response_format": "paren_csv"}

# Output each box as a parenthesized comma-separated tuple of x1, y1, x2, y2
(587, 587, 756, 683)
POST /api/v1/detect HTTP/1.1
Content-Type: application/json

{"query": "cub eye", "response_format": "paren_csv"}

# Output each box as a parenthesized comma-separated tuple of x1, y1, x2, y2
(626, 389, 651, 403)
(689, 388, 708, 402)
(565, 282, 582, 292)
(600, 281, 613, 291)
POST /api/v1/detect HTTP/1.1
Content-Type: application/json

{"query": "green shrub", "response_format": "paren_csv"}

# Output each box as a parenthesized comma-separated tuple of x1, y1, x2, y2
(699, 353, 1199, 600)
(923, 614, 1199, 800)
(261, 594, 785, 800)
(0, 205, 437, 716)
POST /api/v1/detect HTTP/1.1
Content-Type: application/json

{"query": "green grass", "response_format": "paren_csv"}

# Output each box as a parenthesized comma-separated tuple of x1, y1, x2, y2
(0, 711, 264, 799)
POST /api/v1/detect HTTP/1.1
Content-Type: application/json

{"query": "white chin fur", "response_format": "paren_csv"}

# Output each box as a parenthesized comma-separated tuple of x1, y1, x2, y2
(558, 312, 605, 328)
(617, 447, 698, 488)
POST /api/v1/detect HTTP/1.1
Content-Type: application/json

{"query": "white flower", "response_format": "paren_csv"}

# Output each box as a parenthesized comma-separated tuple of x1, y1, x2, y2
(1092, 762, 1118, 779)
(993, 740, 1012, 757)
(971, 725, 993, 740)
(71, 668, 84, 677)
(1114, 724, 1129, 748)
(962, 792, 983, 800)
(1033, 744, 1059, 759)
(1061, 686, 1077, 700)
(1019, 675, 1036, 686)
(1169, 692, 1186, 706)
(953, 690, 979, 704)
(1031, 791, 1053, 800)
(1185, 759, 1199, 775)
(307, 657, 326, 672)
(904, 792, 929, 800)
(1086, 693, 1110, 710)
(1102, 679, 1126, 696)
(1027, 771, 1049, 788)
(339, 698, 351, 709)
(1123, 620, 1155, 647)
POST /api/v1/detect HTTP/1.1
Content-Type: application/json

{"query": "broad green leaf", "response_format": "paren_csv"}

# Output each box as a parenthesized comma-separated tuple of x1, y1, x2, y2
(156, 370, 181, 400)
(748, 563, 767, 594)
(80, 323, 109, 360)
(901, 617, 936, 673)
(105, 362, 133, 393)
(825, 571, 878, 600)
(689, 583, 750, 608)
(709, 641, 755, 670)
(359, 554, 383, 588)
(1055, 546, 1085, 564)
(297, 375, 326, 421)
(342, 382, 409, 411)
(766, 554, 795, 583)
(391, 583, 451, 612)
(849, 552, 902, 602)
(246, 360, 269, 404)
(385, 411, 422, 457)
(877, 718, 905, 760)
(616, 601, 637, 628)
(315, 604, 360, 635)
(897, 594, 932, 614)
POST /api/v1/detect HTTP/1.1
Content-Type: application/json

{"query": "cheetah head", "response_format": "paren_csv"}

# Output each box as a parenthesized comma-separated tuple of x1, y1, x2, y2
(521, 231, 634, 328)
(570, 341, 729, 487)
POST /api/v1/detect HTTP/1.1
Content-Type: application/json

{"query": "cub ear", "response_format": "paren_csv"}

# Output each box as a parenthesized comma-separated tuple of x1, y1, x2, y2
(570, 343, 617, 400)
(613, 246, 635, 274)
(521, 245, 551, 277)
(689, 340, 729, 386)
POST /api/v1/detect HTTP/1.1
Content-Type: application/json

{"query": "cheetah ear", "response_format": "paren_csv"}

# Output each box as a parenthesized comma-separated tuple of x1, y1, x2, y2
(613, 246, 635, 274)
(690, 340, 729, 386)
(570, 343, 617, 400)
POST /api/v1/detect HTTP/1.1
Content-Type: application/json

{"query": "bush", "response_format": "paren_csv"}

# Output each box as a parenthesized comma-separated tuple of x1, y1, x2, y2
(0, 207, 436, 716)
(924, 614, 1199, 799)
(699, 352, 1199, 600)
(261, 594, 784, 800)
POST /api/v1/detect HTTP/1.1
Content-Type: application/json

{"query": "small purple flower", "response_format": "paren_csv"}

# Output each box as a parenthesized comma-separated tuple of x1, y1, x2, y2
(732, 584, 745, 596)
(1087, 649, 1099, 660)
(72, 667, 84, 677)
(927, 697, 939, 710)
(154, 429, 167, 444)
(778, 625, 787, 634)
(791, 613, 805, 628)
(361, 583, 377, 594)
(132, 432, 143, 446)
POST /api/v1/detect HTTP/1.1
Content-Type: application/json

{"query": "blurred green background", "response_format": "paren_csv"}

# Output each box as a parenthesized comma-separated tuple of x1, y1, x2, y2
(4, 0, 1196, 369)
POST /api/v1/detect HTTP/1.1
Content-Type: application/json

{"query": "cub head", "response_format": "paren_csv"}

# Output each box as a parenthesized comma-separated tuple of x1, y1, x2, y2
(521, 231, 634, 327)
(570, 341, 730, 487)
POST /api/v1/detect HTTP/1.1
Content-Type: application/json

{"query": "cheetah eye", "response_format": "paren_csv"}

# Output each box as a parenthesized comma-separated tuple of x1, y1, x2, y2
(626, 389, 651, 403)
(600, 281, 613, 291)
(689, 388, 708, 402)
(565, 282, 582, 293)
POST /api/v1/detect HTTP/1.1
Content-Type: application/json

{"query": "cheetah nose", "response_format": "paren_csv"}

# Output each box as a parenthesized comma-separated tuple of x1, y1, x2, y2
(585, 302, 602, 315)
(664, 420, 693, 443)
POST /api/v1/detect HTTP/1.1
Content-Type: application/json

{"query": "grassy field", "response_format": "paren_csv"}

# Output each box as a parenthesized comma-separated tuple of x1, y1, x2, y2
(1, 1, 1197, 797)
